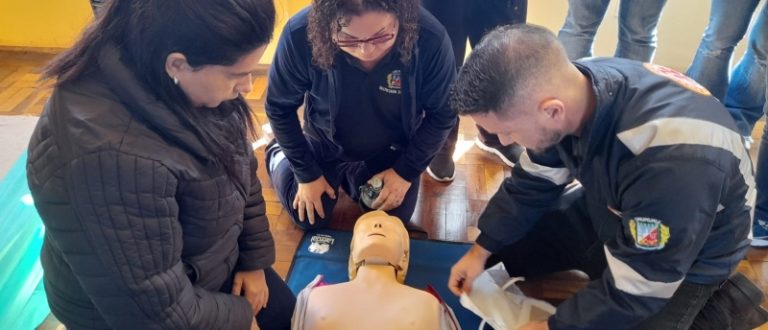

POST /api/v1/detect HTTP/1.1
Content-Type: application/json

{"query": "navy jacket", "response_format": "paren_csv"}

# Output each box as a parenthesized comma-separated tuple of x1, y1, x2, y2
(476, 58, 754, 329)
(265, 6, 457, 182)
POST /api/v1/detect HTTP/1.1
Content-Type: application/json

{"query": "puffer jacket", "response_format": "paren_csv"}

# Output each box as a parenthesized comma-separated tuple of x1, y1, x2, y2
(26, 45, 273, 330)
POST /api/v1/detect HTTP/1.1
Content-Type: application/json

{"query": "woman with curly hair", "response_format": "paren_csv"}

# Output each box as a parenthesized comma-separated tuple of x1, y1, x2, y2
(264, 0, 456, 230)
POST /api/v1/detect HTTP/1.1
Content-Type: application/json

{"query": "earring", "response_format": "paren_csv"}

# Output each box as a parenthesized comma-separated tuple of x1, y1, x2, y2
(173, 76, 179, 85)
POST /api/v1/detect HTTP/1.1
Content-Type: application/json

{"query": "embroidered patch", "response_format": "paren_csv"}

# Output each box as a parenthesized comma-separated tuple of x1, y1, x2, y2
(643, 63, 711, 96)
(379, 69, 402, 94)
(308, 234, 335, 254)
(629, 217, 670, 250)
(387, 69, 401, 89)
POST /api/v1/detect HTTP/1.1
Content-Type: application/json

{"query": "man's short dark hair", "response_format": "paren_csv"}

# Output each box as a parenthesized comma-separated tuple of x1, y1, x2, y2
(450, 24, 564, 117)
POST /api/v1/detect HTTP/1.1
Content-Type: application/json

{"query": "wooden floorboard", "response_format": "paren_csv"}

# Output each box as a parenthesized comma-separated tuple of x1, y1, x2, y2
(4, 49, 766, 329)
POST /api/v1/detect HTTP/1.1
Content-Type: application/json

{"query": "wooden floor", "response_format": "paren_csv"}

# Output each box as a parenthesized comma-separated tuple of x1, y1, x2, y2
(3, 50, 768, 328)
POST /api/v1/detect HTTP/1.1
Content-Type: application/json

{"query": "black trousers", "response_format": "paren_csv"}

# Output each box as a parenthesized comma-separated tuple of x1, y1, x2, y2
(487, 185, 728, 329)
(423, 0, 529, 157)
(219, 267, 296, 330)
(267, 139, 420, 230)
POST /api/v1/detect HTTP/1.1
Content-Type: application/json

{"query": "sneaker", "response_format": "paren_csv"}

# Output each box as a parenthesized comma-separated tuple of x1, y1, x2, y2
(264, 139, 285, 177)
(427, 153, 455, 182)
(751, 218, 768, 248)
(474, 137, 524, 167)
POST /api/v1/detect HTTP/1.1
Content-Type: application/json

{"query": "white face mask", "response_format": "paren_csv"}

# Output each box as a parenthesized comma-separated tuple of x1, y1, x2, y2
(460, 262, 556, 330)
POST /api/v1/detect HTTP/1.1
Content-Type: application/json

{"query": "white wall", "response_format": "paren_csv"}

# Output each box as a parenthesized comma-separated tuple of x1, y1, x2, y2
(527, 0, 764, 71)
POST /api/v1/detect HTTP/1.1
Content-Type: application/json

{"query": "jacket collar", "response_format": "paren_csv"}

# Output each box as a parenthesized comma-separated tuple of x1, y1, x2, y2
(97, 45, 216, 162)
(572, 59, 624, 156)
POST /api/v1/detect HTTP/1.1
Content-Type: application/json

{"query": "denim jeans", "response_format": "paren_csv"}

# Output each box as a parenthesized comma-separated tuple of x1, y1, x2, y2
(557, 0, 668, 61)
(686, 0, 762, 101)
(90, 0, 105, 15)
(724, 4, 768, 241)
(725, 3, 768, 136)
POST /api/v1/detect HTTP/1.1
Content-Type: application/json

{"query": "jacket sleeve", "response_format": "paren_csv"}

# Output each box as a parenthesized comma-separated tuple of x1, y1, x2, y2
(391, 29, 458, 181)
(475, 149, 571, 252)
(264, 19, 321, 183)
(549, 159, 727, 329)
(64, 150, 253, 330)
(236, 154, 275, 271)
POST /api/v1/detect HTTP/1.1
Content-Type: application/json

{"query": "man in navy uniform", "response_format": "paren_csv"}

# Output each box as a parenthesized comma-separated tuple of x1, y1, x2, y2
(448, 24, 767, 329)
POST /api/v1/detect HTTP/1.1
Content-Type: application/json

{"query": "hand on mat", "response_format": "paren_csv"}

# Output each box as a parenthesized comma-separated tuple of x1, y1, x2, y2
(449, 243, 492, 296)
(519, 320, 549, 330)
(232, 269, 269, 315)
(293, 176, 336, 225)
(371, 168, 411, 211)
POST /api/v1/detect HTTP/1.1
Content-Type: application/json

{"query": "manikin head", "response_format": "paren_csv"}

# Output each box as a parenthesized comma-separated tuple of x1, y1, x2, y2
(348, 211, 410, 283)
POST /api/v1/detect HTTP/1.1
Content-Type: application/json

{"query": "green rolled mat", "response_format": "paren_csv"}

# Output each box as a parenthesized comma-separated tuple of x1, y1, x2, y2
(0, 152, 49, 329)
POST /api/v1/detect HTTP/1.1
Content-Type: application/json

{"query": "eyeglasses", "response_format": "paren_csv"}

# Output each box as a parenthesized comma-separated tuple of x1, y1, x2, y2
(335, 32, 396, 49)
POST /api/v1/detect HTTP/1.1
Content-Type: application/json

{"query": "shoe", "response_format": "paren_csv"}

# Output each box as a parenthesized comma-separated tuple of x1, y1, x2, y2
(264, 139, 285, 177)
(474, 137, 524, 167)
(751, 218, 768, 248)
(427, 153, 455, 182)
(714, 273, 768, 329)
(405, 222, 429, 240)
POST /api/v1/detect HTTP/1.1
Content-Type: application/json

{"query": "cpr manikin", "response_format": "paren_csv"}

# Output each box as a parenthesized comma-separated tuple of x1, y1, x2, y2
(291, 211, 459, 330)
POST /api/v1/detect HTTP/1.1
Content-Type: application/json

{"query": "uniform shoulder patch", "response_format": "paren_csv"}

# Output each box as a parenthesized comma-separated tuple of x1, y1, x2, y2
(629, 217, 670, 250)
(643, 63, 711, 96)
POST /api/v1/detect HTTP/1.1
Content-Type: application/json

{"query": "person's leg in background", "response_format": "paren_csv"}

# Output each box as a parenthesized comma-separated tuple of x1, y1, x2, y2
(724, 2, 768, 137)
(557, 0, 611, 60)
(423, 0, 466, 182)
(741, 3, 768, 245)
(467, 0, 528, 167)
(686, 0, 760, 100)
(426, 0, 529, 181)
(614, 0, 668, 62)
(90, 0, 106, 16)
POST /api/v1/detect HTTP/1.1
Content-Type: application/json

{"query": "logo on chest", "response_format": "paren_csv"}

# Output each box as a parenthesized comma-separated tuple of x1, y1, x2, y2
(379, 69, 402, 95)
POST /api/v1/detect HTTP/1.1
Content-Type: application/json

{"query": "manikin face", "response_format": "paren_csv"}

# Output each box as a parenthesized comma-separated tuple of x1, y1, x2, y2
(352, 211, 407, 266)
(335, 11, 399, 64)
(349, 211, 410, 282)
(472, 110, 563, 153)
(169, 45, 266, 108)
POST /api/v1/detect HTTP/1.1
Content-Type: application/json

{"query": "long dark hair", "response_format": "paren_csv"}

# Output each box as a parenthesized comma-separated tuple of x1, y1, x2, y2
(308, 0, 419, 70)
(42, 0, 276, 184)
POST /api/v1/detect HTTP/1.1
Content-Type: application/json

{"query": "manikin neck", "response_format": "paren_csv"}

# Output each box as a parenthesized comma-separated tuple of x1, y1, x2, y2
(353, 263, 399, 286)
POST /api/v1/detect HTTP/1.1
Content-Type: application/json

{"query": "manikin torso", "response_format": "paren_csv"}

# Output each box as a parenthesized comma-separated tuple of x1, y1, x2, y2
(303, 263, 441, 330)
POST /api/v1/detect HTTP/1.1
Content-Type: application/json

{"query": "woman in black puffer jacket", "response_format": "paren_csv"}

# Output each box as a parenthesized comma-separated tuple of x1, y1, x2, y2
(26, 0, 294, 329)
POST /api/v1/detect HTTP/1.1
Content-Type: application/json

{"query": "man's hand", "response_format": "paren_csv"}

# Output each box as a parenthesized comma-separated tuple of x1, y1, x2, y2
(293, 176, 336, 225)
(370, 168, 411, 211)
(448, 243, 492, 296)
(519, 320, 549, 330)
(232, 269, 269, 315)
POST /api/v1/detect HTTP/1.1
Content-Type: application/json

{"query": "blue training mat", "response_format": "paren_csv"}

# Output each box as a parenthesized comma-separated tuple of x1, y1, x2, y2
(286, 229, 481, 329)
(0, 152, 50, 330)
